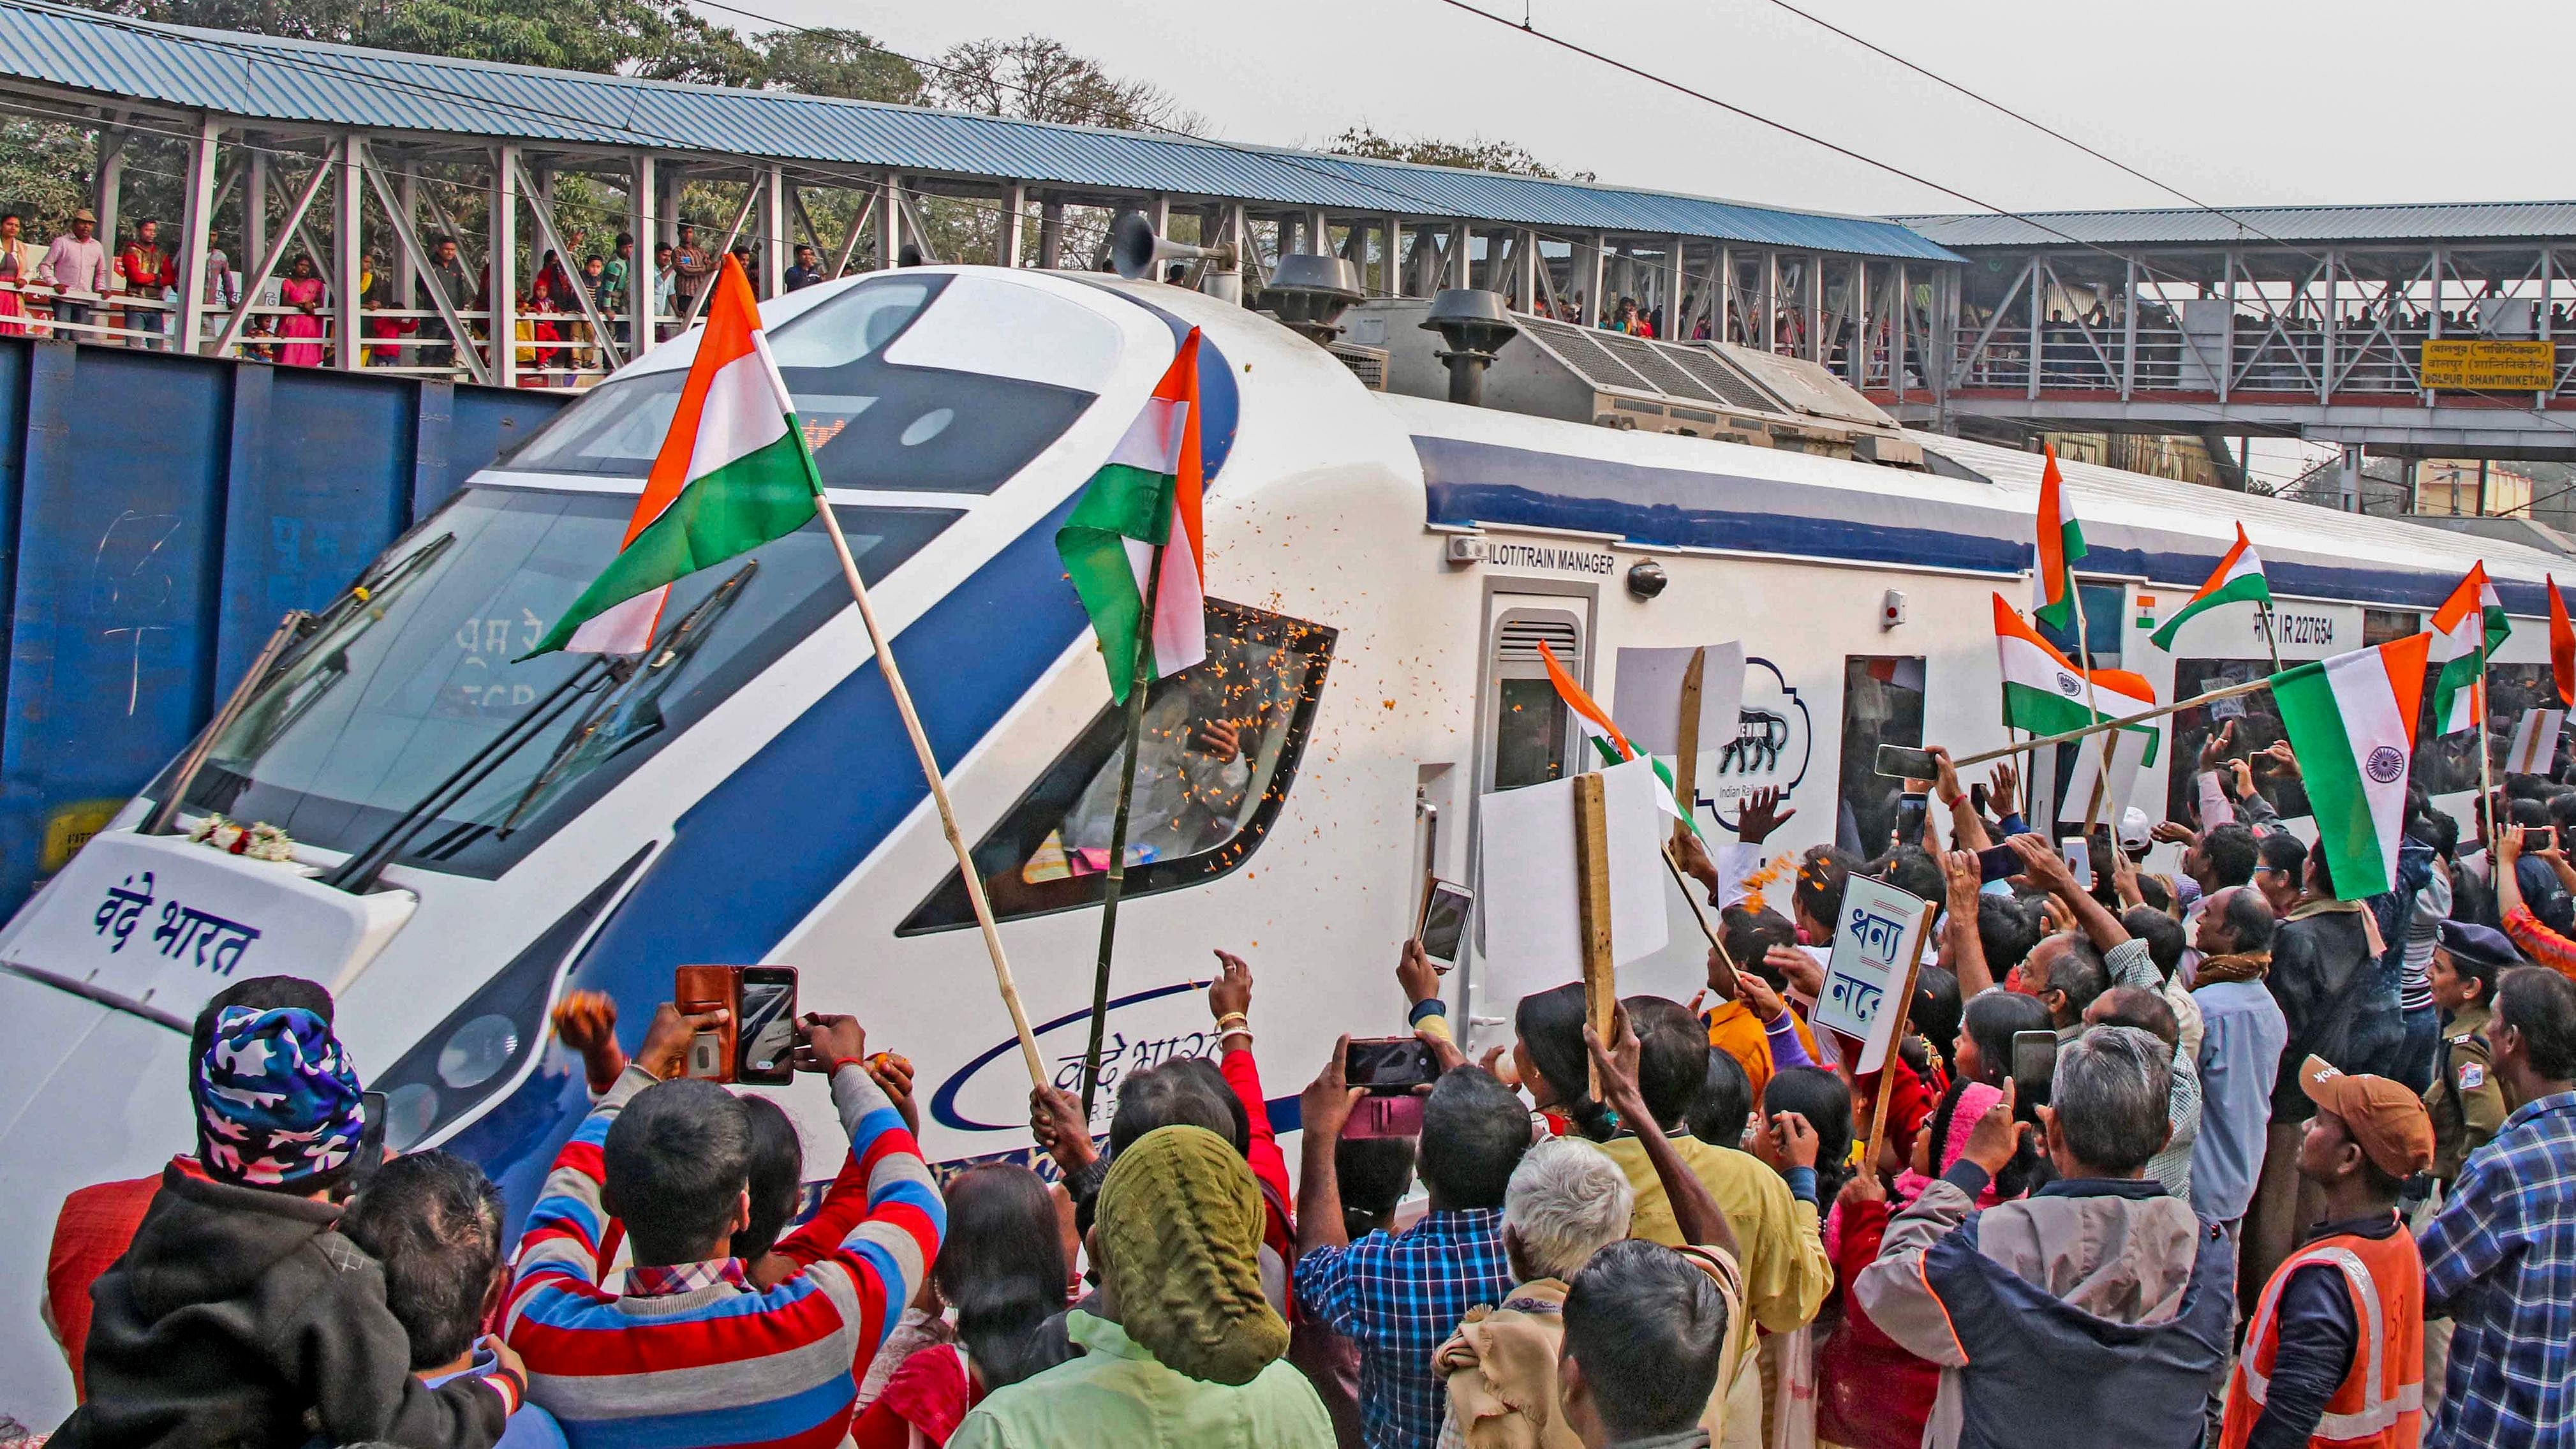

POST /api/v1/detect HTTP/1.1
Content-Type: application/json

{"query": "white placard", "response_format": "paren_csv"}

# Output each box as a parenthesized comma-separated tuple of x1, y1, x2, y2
(1809, 873, 1929, 1073)
(1476, 756, 1673, 1009)
(2507, 708, 2565, 776)
(2057, 729, 2154, 825)
(1611, 643, 1747, 762)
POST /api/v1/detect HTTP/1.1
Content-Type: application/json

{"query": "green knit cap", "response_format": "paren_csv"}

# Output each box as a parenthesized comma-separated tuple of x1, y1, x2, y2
(1095, 1124, 1289, 1386)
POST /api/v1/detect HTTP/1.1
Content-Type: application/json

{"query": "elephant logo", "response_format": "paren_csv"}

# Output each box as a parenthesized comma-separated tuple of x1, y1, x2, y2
(1719, 709, 1793, 774)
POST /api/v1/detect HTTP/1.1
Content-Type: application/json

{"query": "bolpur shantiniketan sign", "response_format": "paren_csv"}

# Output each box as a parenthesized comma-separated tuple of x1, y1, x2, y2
(2420, 339, 2556, 391)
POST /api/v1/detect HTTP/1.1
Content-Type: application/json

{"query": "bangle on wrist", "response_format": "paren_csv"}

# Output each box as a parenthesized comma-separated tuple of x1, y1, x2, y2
(1213, 1011, 1249, 1034)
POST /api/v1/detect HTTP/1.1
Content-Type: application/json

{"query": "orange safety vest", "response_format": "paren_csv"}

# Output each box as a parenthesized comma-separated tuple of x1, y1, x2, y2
(2219, 1225, 2424, 1449)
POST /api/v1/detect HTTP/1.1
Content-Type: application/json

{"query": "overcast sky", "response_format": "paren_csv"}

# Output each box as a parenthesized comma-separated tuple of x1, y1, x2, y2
(741, 0, 2571, 219)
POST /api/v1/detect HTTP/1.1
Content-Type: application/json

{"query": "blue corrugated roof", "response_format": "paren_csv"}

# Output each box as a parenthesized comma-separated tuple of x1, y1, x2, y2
(1900, 202, 2576, 249)
(0, 0, 1958, 262)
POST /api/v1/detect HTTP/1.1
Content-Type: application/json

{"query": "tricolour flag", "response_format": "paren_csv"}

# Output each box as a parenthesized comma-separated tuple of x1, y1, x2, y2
(2267, 634, 2431, 898)
(1993, 594, 2160, 762)
(2031, 443, 2087, 632)
(2149, 523, 2272, 650)
(2551, 575, 2573, 708)
(1056, 330, 1208, 702)
(2427, 563, 2511, 734)
(526, 256, 820, 657)
(1536, 640, 1695, 835)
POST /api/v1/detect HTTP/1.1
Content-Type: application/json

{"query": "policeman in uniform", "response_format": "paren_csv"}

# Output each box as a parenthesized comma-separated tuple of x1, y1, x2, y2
(2423, 920, 2513, 1184)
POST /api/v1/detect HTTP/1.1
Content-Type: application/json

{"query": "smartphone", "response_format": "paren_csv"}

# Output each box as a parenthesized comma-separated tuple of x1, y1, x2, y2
(1877, 743, 1940, 780)
(1970, 782, 1990, 817)
(734, 965, 799, 1085)
(1894, 791, 1928, 847)
(2060, 837, 2094, 891)
(1417, 878, 1474, 965)
(1344, 1036, 1437, 1095)
(674, 965, 739, 1083)
(1343, 1094, 1426, 1139)
(1975, 842, 2022, 883)
(2010, 1030, 2058, 1109)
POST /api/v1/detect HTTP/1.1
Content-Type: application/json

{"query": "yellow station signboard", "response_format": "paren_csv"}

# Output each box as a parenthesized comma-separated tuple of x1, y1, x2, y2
(2420, 338, 2557, 390)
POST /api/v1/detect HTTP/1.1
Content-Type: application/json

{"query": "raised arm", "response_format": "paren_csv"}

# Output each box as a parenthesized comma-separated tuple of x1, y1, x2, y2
(506, 1002, 718, 1308)
(794, 1012, 945, 1355)
(1588, 1013, 1739, 1261)
(1932, 748, 1991, 852)
(1939, 849, 1996, 997)
(1294, 1036, 1360, 1256)
(2008, 833, 2133, 953)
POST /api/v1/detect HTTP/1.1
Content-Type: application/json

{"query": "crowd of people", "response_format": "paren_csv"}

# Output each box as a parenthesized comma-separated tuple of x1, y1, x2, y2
(0, 207, 846, 381)
(21, 724, 2576, 1449)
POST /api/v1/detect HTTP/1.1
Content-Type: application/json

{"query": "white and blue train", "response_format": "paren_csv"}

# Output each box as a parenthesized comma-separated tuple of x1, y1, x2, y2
(0, 258, 2563, 1415)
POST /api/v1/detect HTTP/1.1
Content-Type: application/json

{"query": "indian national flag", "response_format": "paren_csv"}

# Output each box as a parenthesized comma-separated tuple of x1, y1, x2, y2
(2268, 634, 2431, 898)
(2031, 443, 2087, 631)
(1994, 593, 2160, 761)
(2427, 563, 2511, 734)
(1535, 640, 1695, 835)
(1056, 330, 1207, 702)
(2149, 524, 2272, 650)
(526, 256, 819, 657)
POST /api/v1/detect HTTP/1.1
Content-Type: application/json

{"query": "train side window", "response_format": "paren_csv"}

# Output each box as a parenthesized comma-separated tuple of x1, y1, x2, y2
(2165, 658, 2311, 825)
(896, 600, 1335, 934)
(1837, 656, 1925, 859)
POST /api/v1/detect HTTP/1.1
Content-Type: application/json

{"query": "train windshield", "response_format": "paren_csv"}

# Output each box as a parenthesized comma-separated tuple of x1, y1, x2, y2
(499, 272, 1099, 493)
(167, 487, 958, 877)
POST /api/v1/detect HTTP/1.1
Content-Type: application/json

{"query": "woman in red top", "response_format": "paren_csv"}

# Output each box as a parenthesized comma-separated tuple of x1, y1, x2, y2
(850, 1165, 1072, 1448)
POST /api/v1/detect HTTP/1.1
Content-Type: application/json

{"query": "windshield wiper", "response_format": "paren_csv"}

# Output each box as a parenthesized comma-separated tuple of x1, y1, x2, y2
(322, 655, 613, 893)
(144, 533, 456, 836)
(493, 561, 759, 836)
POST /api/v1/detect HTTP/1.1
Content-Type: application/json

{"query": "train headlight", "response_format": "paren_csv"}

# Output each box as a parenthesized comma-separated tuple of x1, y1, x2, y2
(367, 849, 650, 1150)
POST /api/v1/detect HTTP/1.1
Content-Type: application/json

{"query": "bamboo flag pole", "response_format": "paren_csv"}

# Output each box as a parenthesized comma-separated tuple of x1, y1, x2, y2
(1574, 773, 1616, 1101)
(1077, 541, 1169, 1119)
(2477, 636, 2499, 856)
(2257, 597, 2286, 673)
(2068, 583, 2121, 834)
(811, 494, 1047, 1089)
(1886, 671, 2283, 785)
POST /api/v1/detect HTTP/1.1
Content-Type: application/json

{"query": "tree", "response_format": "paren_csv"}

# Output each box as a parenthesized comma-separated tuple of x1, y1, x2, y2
(920, 35, 1203, 135)
(1328, 124, 1592, 182)
(82, 0, 765, 81)
(755, 28, 923, 105)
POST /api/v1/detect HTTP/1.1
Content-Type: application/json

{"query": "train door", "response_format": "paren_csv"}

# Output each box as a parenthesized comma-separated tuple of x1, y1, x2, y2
(1460, 588, 1594, 1043)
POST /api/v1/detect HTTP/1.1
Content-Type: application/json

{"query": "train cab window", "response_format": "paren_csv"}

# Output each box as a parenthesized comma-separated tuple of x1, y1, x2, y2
(2363, 609, 2421, 647)
(2034, 583, 2127, 669)
(897, 601, 1335, 933)
(2401, 662, 2557, 798)
(500, 272, 1100, 494)
(1837, 656, 1925, 859)
(166, 487, 959, 877)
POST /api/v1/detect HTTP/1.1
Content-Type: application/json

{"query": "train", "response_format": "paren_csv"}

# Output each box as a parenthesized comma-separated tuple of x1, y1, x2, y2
(0, 255, 2563, 1416)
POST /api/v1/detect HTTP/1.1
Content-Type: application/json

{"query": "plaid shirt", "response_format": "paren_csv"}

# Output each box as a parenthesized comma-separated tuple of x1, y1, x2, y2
(1294, 1208, 1513, 1449)
(2419, 1090, 2576, 1449)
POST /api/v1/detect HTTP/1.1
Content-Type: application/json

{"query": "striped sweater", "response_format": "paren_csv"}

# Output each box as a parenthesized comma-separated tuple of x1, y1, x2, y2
(503, 1063, 944, 1449)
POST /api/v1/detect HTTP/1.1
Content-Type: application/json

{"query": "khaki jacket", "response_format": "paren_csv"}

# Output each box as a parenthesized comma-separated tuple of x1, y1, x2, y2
(2425, 1001, 2506, 1182)
(1435, 1247, 1747, 1449)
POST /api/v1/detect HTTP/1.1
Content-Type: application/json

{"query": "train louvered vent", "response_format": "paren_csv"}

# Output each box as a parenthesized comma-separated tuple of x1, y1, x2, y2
(1594, 332, 1724, 405)
(1497, 618, 1581, 662)
(1671, 348, 1783, 413)
(1525, 319, 1657, 393)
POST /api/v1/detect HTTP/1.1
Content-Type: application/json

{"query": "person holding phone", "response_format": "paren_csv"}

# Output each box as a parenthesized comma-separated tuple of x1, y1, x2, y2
(502, 999, 942, 1449)
(2496, 821, 2576, 979)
